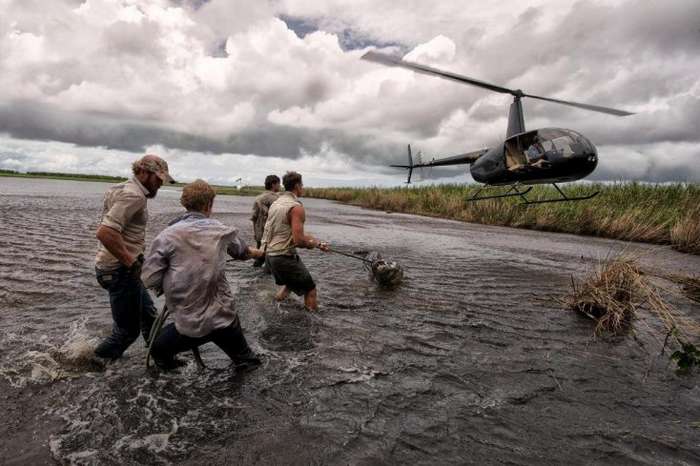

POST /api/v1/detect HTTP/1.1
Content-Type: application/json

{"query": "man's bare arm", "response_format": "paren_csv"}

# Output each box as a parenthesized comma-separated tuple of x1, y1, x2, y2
(96, 225, 136, 266)
(290, 206, 328, 250)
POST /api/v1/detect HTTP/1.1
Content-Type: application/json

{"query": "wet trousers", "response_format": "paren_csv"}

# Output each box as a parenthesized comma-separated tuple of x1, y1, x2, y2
(150, 319, 256, 367)
(94, 266, 156, 359)
(253, 240, 265, 267)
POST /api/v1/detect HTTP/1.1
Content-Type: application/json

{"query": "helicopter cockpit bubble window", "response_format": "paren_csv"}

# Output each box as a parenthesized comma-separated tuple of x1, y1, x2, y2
(564, 129, 595, 154)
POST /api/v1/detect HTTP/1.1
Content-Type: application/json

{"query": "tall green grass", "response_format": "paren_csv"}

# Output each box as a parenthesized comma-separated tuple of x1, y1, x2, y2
(304, 183, 700, 254)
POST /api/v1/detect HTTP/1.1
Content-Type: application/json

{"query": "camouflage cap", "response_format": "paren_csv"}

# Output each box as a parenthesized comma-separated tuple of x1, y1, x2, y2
(139, 154, 175, 184)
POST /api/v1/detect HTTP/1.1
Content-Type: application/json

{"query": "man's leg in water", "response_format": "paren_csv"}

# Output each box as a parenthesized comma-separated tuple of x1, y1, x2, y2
(304, 287, 318, 311)
(275, 285, 289, 301)
(150, 323, 208, 369)
(95, 267, 154, 359)
(210, 320, 261, 369)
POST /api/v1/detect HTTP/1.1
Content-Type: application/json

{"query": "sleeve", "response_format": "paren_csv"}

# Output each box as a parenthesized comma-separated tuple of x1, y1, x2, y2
(226, 234, 249, 260)
(141, 232, 171, 293)
(251, 200, 259, 222)
(102, 192, 146, 233)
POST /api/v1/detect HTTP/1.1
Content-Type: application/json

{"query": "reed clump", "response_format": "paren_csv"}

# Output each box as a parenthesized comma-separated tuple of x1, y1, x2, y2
(305, 182, 700, 255)
(565, 256, 643, 335)
(564, 254, 700, 372)
(670, 207, 700, 255)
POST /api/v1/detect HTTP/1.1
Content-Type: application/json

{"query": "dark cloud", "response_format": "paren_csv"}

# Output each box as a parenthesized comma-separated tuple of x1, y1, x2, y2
(0, 100, 316, 157)
(169, 0, 211, 10)
(279, 14, 406, 51)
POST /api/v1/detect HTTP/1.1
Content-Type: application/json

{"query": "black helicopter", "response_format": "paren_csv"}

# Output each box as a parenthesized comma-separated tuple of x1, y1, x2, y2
(362, 51, 634, 204)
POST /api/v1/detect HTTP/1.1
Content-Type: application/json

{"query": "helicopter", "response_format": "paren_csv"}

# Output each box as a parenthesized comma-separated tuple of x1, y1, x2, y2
(362, 51, 635, 204)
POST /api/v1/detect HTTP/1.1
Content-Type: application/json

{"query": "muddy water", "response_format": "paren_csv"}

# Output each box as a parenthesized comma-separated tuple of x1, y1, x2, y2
(1, 177, 699, 465)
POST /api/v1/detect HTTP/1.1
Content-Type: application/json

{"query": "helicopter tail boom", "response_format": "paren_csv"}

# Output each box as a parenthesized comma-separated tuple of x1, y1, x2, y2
(390, 146, 488, 184)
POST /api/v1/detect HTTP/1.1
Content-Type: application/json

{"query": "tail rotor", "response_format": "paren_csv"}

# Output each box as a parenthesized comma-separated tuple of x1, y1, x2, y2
(390, 144, 419, 184)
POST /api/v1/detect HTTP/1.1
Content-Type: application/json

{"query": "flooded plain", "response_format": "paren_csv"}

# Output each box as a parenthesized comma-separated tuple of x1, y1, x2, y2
(1, 177, 699, 465)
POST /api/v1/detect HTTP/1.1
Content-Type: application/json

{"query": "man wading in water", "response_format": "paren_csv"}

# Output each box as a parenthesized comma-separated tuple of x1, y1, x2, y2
(250, 174, 281, 268)
(141, 180, 263, 370)
(262, 171, 329, 311)
(94, 154, 175, 360)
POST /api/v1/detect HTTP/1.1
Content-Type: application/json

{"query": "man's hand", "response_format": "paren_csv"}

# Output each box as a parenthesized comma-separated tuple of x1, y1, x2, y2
(128, 254, 145, 280)
(247, 247, 264, 259)
(317, 241, 330, 252)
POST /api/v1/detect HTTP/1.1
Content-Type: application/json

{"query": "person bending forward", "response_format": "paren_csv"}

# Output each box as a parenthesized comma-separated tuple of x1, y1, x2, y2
(141, 180, 263, 370)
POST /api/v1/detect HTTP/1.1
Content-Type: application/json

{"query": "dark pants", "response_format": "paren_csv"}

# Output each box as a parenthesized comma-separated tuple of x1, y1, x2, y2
(266, 254, 316, 296)
(94, 266, 156, 359)
(253, 240, 265, 268)
(150, 319, 257, 367)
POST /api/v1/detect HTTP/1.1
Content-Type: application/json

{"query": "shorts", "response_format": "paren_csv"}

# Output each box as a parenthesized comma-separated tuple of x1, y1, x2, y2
(266, 254, 316, 296)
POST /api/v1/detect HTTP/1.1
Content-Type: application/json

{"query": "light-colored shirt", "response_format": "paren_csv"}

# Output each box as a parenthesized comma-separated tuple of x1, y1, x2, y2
(261, 192, 302, 256)
(95, 177, 149, 270)
(251, 190, 280, 243)
(141, 212, 249, 338)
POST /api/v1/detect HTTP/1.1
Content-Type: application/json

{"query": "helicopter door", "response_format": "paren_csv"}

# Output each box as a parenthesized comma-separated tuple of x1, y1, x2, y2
(505, 139, 526, 170)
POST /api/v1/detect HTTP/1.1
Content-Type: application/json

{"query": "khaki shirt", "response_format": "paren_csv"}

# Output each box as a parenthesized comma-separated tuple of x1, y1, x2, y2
(251, 190, 280, 243)
(261, 192, 302, 256)
(95, 177, 149, 270)
(141, 212, 249, 338)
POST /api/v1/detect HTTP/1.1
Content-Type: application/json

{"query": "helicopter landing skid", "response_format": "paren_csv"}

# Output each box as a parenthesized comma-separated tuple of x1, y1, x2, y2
(519, 183, 599, 205)
(466, 184, 533, 202)
(466, 183, 599, 205)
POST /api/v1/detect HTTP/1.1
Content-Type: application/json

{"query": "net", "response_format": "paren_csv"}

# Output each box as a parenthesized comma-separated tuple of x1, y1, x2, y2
(363, 251, 404, 288)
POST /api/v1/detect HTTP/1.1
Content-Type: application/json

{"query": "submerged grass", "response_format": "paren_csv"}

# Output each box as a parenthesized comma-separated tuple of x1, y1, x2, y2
(560, 255, 700, 374)
(565, 256, 642, 335)
(564, 254, 700, 372)
(305, 183, 700, 254)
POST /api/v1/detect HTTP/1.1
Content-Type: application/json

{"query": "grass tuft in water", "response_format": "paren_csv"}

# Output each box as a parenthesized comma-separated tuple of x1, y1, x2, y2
(563, 253, 700, 373)
(565, 255, 643, 335)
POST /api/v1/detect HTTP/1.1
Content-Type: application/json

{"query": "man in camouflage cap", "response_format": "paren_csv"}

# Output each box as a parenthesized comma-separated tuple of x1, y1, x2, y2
(93, 154, 176, 360)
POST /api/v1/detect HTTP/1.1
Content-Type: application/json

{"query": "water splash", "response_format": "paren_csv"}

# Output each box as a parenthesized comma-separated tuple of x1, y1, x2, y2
(0, 319, 104, 387)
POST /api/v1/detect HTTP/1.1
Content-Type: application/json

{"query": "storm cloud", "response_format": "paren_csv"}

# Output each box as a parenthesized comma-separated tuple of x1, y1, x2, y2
(0, 0, 698, 185)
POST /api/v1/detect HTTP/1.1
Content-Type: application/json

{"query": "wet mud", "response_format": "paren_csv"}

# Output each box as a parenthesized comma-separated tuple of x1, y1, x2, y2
(1, 177, 699, 465)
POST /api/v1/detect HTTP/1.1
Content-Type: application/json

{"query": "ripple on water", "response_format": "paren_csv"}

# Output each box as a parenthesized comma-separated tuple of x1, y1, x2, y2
(2, 179, 700, 464)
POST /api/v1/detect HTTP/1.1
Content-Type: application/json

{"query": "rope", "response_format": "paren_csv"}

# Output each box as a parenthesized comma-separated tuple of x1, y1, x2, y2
(327, 248, 374, 264)
(145, 304, 207, 370)
(145, 305, 170, 368)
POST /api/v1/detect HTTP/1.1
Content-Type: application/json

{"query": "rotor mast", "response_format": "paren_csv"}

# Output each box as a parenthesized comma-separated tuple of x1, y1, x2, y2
(507, 93, 526, 138)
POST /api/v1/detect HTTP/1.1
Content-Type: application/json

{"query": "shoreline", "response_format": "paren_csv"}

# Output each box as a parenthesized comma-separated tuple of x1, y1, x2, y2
(4, 172, 697, 255)
(0, 171, 264, 196)
(304, 183, 700, 256)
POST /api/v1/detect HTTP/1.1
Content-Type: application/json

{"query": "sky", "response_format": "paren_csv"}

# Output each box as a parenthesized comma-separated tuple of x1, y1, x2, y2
(0, 0, 698, 186)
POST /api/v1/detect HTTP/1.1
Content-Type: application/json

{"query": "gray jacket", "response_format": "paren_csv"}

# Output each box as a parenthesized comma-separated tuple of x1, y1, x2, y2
(141, 212, 249, 338)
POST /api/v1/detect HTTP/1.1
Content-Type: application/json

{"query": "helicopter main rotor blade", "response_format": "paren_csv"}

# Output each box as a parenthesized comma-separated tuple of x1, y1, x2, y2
(362, 51, 516, 96)
(362, 51, 635, 116)
(522, 93, 634, 116)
